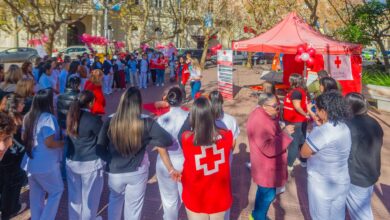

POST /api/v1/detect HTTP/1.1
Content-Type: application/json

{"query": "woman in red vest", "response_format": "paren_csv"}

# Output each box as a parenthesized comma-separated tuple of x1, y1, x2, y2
(283, 74, 309, 170)
(84, 69, 105, 115)
(181, 97, 233, 219)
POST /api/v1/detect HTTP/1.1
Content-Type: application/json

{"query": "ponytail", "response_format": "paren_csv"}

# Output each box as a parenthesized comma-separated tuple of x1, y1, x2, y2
(66, 90, 95, 137)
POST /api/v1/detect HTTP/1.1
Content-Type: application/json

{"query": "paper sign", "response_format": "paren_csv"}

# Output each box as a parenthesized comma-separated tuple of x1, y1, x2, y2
(323, 55, 353, 80)
(217, 50, 233, 100)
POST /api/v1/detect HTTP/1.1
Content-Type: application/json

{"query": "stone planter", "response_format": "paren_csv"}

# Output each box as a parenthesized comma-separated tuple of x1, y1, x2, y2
(362, 84, 390, 112)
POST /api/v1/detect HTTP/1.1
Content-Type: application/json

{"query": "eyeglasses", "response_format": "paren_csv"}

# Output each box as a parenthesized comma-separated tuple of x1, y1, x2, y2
(264, 103, 280, 109)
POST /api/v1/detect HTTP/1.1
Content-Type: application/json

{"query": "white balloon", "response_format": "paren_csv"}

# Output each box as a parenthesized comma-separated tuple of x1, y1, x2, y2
(301, 53, 310, 61)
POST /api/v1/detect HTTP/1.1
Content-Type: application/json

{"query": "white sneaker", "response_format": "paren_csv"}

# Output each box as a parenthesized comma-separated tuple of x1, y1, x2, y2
(245, 162, 251, 169)
(95, 216, 103, 220)
(161, 83, 165, 86)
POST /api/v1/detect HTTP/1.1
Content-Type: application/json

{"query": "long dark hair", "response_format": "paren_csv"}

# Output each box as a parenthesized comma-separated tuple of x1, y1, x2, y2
(315, 91, 350, 126)
(23, 89, 54, 158)
(320, 77, 338, 93)
(345, 92, 368, 116)
(190, 97, 217, 146)
(209, 90, 224, 119)
(109, 87, 144, 156)
(66, 90, 95, 137)
(38, 62, 51, 81)
(66, 61, 80, 88)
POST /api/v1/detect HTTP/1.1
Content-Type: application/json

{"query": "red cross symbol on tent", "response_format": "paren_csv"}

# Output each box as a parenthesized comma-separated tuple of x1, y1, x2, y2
(195, 144, 225, 176)
(334, 56, 342, 69)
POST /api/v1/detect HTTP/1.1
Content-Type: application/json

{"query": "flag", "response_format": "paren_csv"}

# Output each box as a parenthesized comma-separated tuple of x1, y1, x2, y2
(323, 55, 353, 80)
(93, 0, 103, 10)
(111, 2, 123, 12)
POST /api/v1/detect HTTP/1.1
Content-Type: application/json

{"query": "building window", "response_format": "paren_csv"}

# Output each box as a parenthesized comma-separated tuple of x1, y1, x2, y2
(152, 0, 163, 8)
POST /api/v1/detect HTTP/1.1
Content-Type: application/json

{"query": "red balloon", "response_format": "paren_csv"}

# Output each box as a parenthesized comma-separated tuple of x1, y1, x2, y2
(308, 48, 316, 57)
(216, 44, 222, 49)
(295, 54, 302, 63)
(307, 57, 315, 65)
(297, 45, 305, 55)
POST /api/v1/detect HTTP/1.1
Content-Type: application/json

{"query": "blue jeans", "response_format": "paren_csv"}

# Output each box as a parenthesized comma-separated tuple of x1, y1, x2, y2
(190, 81, 201, 99)
(156, 69, 165, 85)
(252, 186, 276, 220)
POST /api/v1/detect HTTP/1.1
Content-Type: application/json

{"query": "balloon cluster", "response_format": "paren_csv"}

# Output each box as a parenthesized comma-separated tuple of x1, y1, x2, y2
(243, 26, 257, 35)
(80, 33, 108, 46)
(211, 44, 222, 54)
(295, 44, 316, 66)
(27, 34, 49, 47)
(114, 41, 126, 49)
(140, 43, 150, 52)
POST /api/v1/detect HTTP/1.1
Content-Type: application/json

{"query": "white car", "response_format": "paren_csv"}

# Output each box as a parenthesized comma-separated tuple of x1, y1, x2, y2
(52, 46, 91, 59)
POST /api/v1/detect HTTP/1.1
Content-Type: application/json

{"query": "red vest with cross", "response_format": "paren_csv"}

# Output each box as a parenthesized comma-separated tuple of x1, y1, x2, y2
(283, 87, 308, 123)
(181, 129, 233, 214)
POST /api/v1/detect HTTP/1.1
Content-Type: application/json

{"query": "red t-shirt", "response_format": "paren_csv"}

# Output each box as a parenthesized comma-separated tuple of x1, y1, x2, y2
(85, 80, 106, 115)
(181, 129, 233, 214)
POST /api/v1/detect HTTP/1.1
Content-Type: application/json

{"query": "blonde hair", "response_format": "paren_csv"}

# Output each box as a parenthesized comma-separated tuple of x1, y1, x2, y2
(109, 87, 144, 156)
(89, 69, 103, 85)
(15, 78, 35, 98)
(4, 65, 23, 84)
(191, 58, 201, 70)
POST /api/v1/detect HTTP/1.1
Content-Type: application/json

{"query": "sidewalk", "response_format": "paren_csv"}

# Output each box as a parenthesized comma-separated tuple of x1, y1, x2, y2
(12, 66, 390, 219)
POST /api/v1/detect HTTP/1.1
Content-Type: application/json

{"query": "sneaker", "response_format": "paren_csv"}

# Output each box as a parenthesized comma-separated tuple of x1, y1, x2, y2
(161, 83, 165, 86)
(96, 216, 103, 220)
(300, 162, 307, 168)
(245, 162, 251, 169)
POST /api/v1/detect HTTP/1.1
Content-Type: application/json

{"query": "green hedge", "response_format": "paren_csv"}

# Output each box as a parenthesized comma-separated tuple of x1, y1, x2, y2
(362, 69, 390, 87)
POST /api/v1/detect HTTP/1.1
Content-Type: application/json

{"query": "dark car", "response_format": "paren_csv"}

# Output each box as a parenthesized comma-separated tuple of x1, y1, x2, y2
(252, 52, 275, 64)
(0, 47, 38, 63)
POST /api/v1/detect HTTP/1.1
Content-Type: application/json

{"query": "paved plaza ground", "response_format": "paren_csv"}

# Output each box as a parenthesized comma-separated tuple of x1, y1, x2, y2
(13, 66, 390, 220)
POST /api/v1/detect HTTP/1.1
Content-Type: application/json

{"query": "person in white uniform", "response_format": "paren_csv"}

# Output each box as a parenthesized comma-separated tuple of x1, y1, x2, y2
(21, 89, 64, 220)
(300, 91, 351, 220)
(209, 90, 240, 220)
(66, 90, 104, 220)
(96, 87, 181, 220)
(156, 87, 188, 220)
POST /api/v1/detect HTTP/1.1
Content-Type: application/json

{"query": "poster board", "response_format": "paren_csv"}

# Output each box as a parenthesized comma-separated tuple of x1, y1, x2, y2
(217, 50, 233, 100)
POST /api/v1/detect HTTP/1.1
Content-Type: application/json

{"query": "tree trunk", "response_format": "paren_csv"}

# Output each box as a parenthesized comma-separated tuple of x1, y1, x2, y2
(247, 52, 253, 68)
(139, 0, 150, 44)
(44, 32, 56, 56)
(376, 39, 390, 73)
(200, 28, 210, 69)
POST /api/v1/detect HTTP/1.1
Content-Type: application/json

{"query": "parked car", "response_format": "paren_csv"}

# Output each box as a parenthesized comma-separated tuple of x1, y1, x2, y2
(210, 51, 248, 64)
(362, 49, 376, 61)
(252, 52, 275, 64)
(0, 47, 38, 63)
(52, 46, 92, 59)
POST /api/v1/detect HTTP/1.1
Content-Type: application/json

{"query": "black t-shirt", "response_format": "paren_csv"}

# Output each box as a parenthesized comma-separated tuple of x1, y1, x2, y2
(347, 114, 383, 187)
(97, 116, 172, 173)
(291, 90, 302, 100)
(67, 111, 103, 162)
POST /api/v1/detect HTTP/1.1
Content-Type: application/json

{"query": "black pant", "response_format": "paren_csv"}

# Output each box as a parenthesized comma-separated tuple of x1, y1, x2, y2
(287, 122, 307, 167)
(150, 69, 157, 84)
(0, 165, 26, 219)
(178, 76, 186, 98)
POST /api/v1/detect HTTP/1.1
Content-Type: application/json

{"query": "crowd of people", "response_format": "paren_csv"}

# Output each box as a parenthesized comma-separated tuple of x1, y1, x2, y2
(0, 49, 385, 220)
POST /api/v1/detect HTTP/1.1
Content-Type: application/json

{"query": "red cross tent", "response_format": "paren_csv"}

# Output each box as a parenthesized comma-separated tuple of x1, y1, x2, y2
(232, 12, 363, 94)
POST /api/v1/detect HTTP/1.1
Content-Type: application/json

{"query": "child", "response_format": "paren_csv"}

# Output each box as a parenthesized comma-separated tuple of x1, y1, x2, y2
(139, 54, 149, 89)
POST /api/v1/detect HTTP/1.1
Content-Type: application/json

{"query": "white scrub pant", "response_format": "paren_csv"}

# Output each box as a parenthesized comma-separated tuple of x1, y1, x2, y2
(308, 175, 349, 220)
(107, 157, 149, 220)
(28, 167, 64, 220)
(103, 74, 113, 94)
(347, 184, 374, 220)
(66, 165, 104, 220)
(156, 153, 184, 220)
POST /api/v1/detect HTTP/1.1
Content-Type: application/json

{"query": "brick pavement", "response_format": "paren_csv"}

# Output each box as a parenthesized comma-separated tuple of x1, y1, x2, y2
(12, 66, 390, 219)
